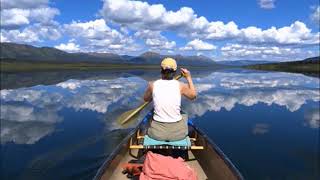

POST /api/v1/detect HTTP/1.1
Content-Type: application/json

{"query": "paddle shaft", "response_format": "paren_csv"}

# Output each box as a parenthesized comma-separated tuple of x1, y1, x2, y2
(121, 74, 183, 124)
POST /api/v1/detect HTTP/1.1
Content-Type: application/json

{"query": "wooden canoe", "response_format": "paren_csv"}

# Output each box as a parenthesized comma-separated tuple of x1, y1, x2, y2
(93, 112, 244, 180)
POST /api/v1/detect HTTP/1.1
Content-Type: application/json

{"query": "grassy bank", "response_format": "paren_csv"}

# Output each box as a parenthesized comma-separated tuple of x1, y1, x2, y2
(0, 61, 160, 72)
(246, 61, 320, 76)
(0, 60, 224, 72)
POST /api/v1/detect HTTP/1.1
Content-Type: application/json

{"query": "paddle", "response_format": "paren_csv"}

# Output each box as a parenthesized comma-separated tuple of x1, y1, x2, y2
(119, 73, 183, 125)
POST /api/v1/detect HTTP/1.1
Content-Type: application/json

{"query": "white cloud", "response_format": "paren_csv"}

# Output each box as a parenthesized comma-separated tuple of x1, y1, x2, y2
(180, 39, 216, 51)
(146, 38, 176, 50)
(55, 42, 80, 53)
(134, 30, 176, 50)
(1, 6, 59, 28)
(220, 43, 318, 61)
(0, 0, 61, 43)
(1, 23, 61, 43)
(239, 21, 319, 45)
(101, 0, 318, 46)
(258, 0, 276, 9)
(63, 19, 141, 53)
(310, 6, 320, 24)
(1, 0, 49, 9)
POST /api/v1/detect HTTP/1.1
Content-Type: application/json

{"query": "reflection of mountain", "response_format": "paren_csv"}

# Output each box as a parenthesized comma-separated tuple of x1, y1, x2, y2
(183, 72, 320, 117)
(1, 69, 214, 90)
(0, 77, 148, 144)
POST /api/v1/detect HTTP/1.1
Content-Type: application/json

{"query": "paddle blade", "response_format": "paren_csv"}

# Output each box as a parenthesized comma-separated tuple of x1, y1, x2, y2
(117, 109, 140, 126)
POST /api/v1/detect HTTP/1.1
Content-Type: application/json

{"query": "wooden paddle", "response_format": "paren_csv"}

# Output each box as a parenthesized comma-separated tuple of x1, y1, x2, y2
(119, 74, 183, 125)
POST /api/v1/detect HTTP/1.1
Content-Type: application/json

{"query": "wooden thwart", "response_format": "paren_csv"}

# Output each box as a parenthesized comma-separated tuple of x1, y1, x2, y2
(129, 131, 204, 150)
(129, 145, 204, 150)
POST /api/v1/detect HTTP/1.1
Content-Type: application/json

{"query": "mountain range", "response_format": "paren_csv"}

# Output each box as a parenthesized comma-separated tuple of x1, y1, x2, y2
(0, 42, 216, 66)
(215, 60, 279, 66)
(1, 42, 318, 68)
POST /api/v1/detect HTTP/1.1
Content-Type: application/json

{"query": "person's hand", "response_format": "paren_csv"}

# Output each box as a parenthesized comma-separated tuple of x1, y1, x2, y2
(181, 68, 191, 79)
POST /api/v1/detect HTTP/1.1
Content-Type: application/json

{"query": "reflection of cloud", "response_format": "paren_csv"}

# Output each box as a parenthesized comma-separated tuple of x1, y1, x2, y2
(59, 78, 147, 113)
(304, 109, 320, 129)
(196, 84, 215, 93)
(1, 120, 56, 144)
(0, 77, 147, 144)
(0, 89, 43, 102)
(252, 123, 270, 135)
(0, 104, 63, 144)
(56, 81, 81, 90)
(184, 72, 320, 117)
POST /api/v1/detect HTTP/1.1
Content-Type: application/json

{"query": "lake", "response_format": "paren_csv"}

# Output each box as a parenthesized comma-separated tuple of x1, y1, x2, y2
(1, 69, 319, 179)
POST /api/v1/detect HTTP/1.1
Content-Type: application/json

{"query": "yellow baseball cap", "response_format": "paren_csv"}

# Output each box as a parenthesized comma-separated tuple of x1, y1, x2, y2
(161, 57, 177, 71)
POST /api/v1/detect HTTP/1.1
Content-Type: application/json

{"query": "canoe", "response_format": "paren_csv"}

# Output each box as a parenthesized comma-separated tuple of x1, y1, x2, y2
(93, 112, 244, 180)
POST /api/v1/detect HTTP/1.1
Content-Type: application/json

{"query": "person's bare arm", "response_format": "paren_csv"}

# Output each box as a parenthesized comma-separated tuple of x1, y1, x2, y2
(143, 82, 153, 102)
(180, 68, 197, 100)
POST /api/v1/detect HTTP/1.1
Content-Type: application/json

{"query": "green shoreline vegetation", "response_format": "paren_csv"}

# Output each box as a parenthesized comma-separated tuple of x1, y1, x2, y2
(246, 60, 320, 76)
(0, 60, 158, 72)
(0, 60, 222, 72)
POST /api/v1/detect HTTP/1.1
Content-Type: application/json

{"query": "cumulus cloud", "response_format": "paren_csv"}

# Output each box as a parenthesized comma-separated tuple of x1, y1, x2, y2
(258, 0, 276, 9)
(0, 0, 61, 43)
(1, 23, 61, 43)
(100, 0, 318, 46)
(134, 30, 176, 50)
(1, 0, 49, 9)
(63, 19, 140, 52)
(239, 21, 319, 45)
(1, 2, 59, 28)
(220, 43, 318, 60)
(180, 39, 216, 51)
(310, 6, 320, 24)
(55, 42, 80, 53)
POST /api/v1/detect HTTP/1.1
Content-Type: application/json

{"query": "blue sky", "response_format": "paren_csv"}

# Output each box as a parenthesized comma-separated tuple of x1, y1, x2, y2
(1, 0, 319, 61)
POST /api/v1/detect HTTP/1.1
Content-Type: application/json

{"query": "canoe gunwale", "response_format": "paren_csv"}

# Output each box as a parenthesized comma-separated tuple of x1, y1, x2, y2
(92, 126, 140, 180)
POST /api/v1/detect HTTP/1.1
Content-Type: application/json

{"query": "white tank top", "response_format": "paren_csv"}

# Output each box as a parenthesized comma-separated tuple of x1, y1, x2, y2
(152, 79, 182, 123)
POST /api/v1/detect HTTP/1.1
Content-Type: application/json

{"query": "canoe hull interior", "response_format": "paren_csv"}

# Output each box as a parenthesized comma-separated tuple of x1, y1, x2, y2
(93, 116, 243, 180)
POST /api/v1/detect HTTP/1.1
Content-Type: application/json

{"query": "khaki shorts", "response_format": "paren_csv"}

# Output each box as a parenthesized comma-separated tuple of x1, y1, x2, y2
(147, 114, 188, 141)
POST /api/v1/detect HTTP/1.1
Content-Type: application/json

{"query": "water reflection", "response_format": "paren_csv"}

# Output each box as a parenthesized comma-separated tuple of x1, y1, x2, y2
(252, 123, 270, 135)
(184, 71, 320, 118)
(0, 69, 319, 179)
(0, 77, 147, 145)
(304, 108, 320, 129)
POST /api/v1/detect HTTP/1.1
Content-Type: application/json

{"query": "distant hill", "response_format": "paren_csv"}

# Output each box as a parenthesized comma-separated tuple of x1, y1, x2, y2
(0, 42, 217, 66)
(246, 56, 320, 75)
(0, 42, 123, 63)
(216, 60, 279, 66)
(131, 51, 216, 66)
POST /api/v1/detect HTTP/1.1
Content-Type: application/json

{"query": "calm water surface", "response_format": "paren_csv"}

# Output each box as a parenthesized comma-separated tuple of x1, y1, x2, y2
(1, 69, 319, 179)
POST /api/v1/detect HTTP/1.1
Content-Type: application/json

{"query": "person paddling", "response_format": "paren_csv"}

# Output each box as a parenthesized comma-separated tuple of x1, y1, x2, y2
(143, 57, 197, 141)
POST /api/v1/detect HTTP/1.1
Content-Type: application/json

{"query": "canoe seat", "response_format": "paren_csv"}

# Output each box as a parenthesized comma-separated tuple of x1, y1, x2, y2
(129, 130, 204, 150)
